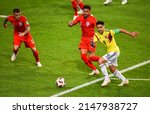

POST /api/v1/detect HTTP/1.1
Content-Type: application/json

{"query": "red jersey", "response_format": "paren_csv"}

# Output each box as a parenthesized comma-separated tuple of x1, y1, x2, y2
(73, 14, 96, 38)
(7, 15, 30, 35)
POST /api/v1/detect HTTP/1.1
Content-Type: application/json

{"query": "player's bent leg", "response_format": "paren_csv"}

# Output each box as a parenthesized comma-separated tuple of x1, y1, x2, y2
(113, 69, 129, 86)
(98, 58, 111, 86)
(11, 45, 19, 62)
(31, 47, 42, 67)
(80, 49, 98, 75)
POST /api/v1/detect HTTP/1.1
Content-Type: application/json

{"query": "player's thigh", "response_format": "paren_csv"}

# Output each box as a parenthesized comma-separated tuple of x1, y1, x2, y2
(25, 39, 35, 49)
(103, 52, 119, 61)
(80, 48, 88, 54)
(13, 36, 22, 50)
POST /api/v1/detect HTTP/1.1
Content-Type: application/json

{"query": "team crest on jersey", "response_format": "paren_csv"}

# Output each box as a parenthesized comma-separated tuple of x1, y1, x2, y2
(86, 22, 90, 27)
(19, 22, 23, 26)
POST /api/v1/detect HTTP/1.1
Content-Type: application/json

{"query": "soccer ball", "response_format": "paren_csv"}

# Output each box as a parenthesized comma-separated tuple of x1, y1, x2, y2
(56, 77, 65, 87)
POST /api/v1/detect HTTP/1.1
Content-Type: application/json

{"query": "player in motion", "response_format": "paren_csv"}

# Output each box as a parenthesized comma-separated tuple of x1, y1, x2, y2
(71, 0, 84, 20)
(68, 5, 100, 75)
(3, 8, 42, 67)
(94, 21, 139, 86)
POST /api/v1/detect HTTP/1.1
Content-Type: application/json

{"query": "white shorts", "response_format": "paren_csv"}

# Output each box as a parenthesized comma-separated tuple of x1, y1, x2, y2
(103, 52, 120, 66)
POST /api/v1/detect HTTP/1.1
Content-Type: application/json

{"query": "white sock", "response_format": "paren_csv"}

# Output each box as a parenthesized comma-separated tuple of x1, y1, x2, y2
(99, 64, 109, 80)
(114, 70, 126, 81)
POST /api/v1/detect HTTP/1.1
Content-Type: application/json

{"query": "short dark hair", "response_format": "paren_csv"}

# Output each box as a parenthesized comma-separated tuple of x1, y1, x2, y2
(83, 5, 91, 10)
(96, 21, 105, 26)
(13, 8, 20, 13)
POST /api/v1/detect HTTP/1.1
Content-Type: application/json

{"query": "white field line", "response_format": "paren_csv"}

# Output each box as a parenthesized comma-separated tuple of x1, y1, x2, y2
(51, 60, 150, 97)
(111, 78, 150, 81)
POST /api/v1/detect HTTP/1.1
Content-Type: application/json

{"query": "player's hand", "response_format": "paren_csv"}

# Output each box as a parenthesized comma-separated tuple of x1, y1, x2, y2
(68, 21, 73, 27)
(19, 32, 25, 37)
(3, 24, 8, 28)
(131, 32, 139, 38)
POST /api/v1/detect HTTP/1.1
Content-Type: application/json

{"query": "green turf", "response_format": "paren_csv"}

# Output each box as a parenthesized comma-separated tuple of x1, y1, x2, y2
(0, 0, 149, 97)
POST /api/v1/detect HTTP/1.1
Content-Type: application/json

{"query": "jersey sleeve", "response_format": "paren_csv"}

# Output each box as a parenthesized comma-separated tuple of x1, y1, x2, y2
(24, 17, 30, 27)
(72, 16, 80, 25)
(112, 29, 120, 35)
(6, 16, 13, 22)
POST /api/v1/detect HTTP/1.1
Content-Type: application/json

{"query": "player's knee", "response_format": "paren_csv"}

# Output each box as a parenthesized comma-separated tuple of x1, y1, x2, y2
(13, 46, 19, 51)
(109, 66, 116, 73)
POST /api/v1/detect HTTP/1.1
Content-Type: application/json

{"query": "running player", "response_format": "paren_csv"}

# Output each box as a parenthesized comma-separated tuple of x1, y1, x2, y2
(3, 8, 42, 67)
(94, 21, 139, 86)
(68, 5, 100, 75)
(71, 0, 84, 20)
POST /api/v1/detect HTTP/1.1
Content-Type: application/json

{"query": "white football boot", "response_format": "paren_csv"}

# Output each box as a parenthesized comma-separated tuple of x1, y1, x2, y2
(103, 0, 112, 5)
(11, 53, 17, 62)
(118, 79, 129, 86)
(121, 0, 127, 5)
(89, 69, 99, 76)
(101, 78, 111, 87)
(36, 62, 42, 67)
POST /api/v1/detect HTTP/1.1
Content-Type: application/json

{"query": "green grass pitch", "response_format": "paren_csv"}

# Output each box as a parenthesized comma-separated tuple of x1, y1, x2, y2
(0, 0, 149, 97)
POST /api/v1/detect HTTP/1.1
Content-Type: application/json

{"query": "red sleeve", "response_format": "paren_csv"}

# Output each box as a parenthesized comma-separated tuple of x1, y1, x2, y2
(7, 16, 13, 22)
(72, 16, 80, 25)
(22, 16, 30, 27)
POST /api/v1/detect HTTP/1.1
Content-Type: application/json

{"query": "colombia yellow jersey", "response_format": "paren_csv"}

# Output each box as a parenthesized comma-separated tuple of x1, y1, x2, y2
(94, 29, 120, 53)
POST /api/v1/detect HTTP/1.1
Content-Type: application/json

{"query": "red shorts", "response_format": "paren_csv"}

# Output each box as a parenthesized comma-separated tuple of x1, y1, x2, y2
(79, 37, 96, 52)
(13, 33, 35, 48)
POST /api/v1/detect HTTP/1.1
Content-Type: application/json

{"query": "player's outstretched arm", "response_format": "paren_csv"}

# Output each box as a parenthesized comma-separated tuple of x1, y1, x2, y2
(120, 29, 139, 38)
(3, 18, 8, 28)
(0, 15, 8, 18)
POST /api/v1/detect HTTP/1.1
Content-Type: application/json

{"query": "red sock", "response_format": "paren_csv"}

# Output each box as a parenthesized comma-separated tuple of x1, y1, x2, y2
(78, 2, 84, 9)
(33, 50, 40, 62)
(81, 54, 96, 70)
(13, 49, 18, 55)
(89, 56, 100, 62)
(71, 0, 78, 15)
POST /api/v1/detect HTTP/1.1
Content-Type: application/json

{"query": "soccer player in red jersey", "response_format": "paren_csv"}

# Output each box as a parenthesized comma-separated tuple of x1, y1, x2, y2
(68, 5, 100, 75)
(3, 8, 42, 67)
(71, 0, 84, 20)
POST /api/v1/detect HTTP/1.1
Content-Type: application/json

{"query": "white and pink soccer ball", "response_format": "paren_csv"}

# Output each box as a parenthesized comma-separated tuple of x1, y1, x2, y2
(56, 77, 65, 87)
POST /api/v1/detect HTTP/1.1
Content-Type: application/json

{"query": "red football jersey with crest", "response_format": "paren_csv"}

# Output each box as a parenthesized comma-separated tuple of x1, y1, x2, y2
(73, 14, 96, 38)
(7, 15, 30, 35)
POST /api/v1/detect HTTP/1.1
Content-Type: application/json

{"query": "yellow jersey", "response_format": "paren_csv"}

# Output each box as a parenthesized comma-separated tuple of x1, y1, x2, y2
(94, 29, 120, 53)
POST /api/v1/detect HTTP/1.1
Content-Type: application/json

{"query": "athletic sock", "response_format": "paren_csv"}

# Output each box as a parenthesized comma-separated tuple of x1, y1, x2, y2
(99, 64, 109, 80)
(33, 50, 40, 62)
(13, 49, 18, 55)
(78, 2, 84, 9)
(89, 56, 100, 62)
(81, 54, 96, 70)
(71, 0, 78, 16)
(113, 70, 126, 81)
